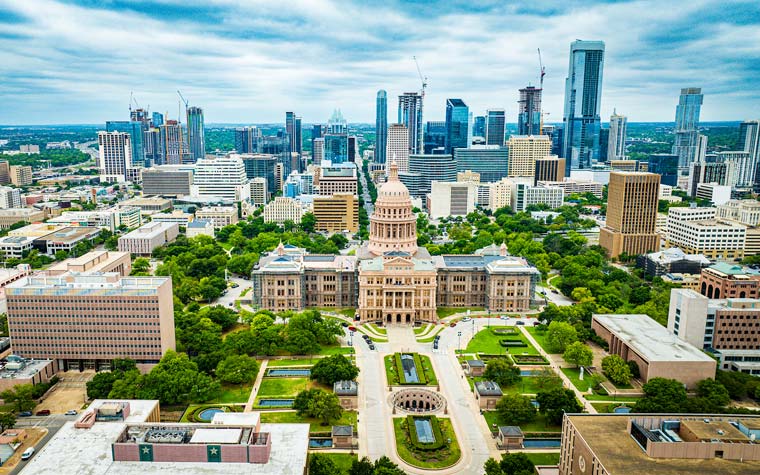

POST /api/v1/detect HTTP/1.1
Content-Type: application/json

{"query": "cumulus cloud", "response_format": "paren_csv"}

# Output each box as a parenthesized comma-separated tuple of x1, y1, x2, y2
(0, 0, 758, 124)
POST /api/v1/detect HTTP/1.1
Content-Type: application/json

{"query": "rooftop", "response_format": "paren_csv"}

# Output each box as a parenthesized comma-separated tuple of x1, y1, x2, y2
(332, 425, 353, 437)
(0, 356, 53, 380)
(498, 426, 523, 437)
(475, 381, 503, 396)
(120, 221, 178, 239)
(35, 226, 100, 243)
(708, 262, 760, 277)
(188, 219, 212, 228)
(645, 248, 711, 265)
(6, 272, 169, 297)
(333, 380, 358, 395)
(592, 314, 715, 363)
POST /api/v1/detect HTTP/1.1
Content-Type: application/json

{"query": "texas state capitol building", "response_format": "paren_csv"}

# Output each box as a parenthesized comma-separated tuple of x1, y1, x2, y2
(251, 162, 540, 324)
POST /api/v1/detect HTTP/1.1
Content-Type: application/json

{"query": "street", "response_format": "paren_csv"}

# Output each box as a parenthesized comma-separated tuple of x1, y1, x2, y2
(10, 415, 72, 475)
(213, 276, 251, 309)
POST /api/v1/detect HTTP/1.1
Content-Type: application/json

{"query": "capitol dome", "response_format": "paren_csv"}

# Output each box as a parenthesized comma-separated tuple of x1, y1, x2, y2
(367, 161, 418, 256)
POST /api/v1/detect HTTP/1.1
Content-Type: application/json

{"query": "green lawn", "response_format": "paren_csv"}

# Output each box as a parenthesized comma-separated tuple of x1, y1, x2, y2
(525, 452, 560, 466)
(584, 394, 641, 402)
(561, 367, 593, 392)
(503, 376, 545, 396)
(466, 327, 538, 355)
(215, 383, 253, 403)
(483, 411, 561, 434)
(414, 323, 432, 335)
(366, 322, 387, 335)
(318, 344, 355, 355)
(267, 358, 321, 367)
(308, 307, 356, 318)
(312, 453, 358, 474)
(436, 307, 483, 319)
(385, 354, 438, 386)
(525, 327, 560, 354)
(393, 418, 461, 469)
(260, 410, 357, 432)
(418, 326, 445, 343)
(256, 377, 313, 397)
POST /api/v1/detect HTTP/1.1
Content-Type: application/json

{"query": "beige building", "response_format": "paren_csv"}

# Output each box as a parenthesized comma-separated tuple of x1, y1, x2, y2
(0, 208, 45, 229)
(507, 135, 552, 178)
(48, 250, 132, 276)
(538, 179, 604, 199)
(457, 170, 480, 183)
(387, 124, 410, 172)
(195, 206, 238, 229)
(318, 165, 357, 196)
(486, 177, 514, 211)
(9, 165, 33, 186)
(249, 177, 268, 207)
(118, 221, 179, 255)
(313, 193, 358, 233)
(6, 272, 175, 371)
(534, 155, 565, 184)
(665, 207, 746, 261)
(427, 181, 478, 219)
(263, 197, 305, 225)
(599, 172, 660, 258)
(0, 161, 9, 184)
(333, 381, 358, 410)
(474, 381, 502, 410)
(119, 197, 172, 215)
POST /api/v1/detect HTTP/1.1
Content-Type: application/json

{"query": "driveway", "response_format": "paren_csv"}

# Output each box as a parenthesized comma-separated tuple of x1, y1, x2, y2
(213, 276, 250, 309)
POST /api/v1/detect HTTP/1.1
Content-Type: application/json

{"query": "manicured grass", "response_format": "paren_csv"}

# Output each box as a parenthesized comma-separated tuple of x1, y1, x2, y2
(414, 323, 432, 335)
(590, 401, 637, 413)
(393, 417, 461, 469)
(215, 383, 253, 403)
(584, 394, 641, 402)
(561, 367, 593, 392)
(260, 410, 357, 432)
(525, 452, 560, 466)
(436, 307, 483, 319)
(385, 354, 438, 386)
(256, 377, 312, 397)
(466, 327, 539, 355)
(318, 344, 355, 355)
(313, 453, 358, 474)
(502, 376, 544, 396)
(418, 325, 445, 342)
(180, 404, 243, 422)
(267, 358, 321, 367)
(419, 355, 438, 385)
(482, 411, 561, 434)
(525, 327, 560, 354)
(366, 322, 387, 335)
(309, 307, 356, 318)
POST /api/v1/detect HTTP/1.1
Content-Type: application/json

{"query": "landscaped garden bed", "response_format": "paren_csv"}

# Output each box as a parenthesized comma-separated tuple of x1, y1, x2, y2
(385, 353, 438, 386)
(181, 404, 244, 423)
(393, 417, 461, 469)
(512, 354, 549, 365)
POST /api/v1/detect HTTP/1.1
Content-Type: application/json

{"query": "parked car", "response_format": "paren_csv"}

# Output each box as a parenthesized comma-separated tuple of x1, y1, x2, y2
(341, 322, 349, 327)
(450, 322, 457, 327)
(18, 411, 32, 417)
(65, 410, 78, 416)
(368, 344, 375, 350)
(516, 321, 525, 326)
(499, 315, 509, 321)
(462, 317, 472, 322)
(35, 409, 50, 416)
(21, 447, 34, 460)
(230, 283, 239, 288)
(348, 326, 357, 332)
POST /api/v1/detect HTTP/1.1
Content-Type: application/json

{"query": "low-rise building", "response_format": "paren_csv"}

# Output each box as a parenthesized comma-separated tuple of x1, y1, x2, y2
(695, 182, 732, 206)
(0, 355, 57, 392)
(511, 183, 564, 212)
(33, 226, 101, 255)
(195, 206, 238, 229)
(150, 210, 194, 226)
(331, 425, 354, 449)
(186, 219, 214, 238)
(262, 197, 306, 225)
(0, 208, 45, 229)
(591, 313, 716, 388)
(427, 181, 478, 219)
(333, 380, 358, 410)
(118, 221, 179, 255)
(0, 236, 34, 259)
(698, 262, 760, 299)
(537, 179, 604, 199)
(474, 380, 502, 410)
(47, 250, 132, 277)
(497, 426, 524, 450)
(666, 207, 746, 261)
(636, 248, 710, 277)
(47, 207, 142, 232)
(118, 197, 173, 215)
(661, 272, 701, 290)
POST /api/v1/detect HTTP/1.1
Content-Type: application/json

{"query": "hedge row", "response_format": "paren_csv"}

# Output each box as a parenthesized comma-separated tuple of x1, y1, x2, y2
(395, 353, 427, 385)
(512, 354, 549, 365)
(499, 338, 528, 347)
(406, 415, 445, 451)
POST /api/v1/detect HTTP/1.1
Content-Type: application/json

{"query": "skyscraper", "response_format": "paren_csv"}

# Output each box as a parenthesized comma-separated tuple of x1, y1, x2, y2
(398, 92, 423, 154)
(485, 109, 506, 146)
(518, 86, 542, 136)
(739, 120, 760, 191)
(375, 90, 388, 165)
(106, 120, 145, 168)
(285, 112, 302, 157)
(562, 40, 605, 173)
(234, 126, 261, 154)
(507, 135, 552, 178)
(445, 98, 469, 154)
(324, 110, 348, 164)
(387, 124, 409, 172)
(599, 172, 660, 258)
(672, 87, 704, 170)
(473, 116, 486, 138)
(424, 121, 446, 154)
(98, 131, 132, 182)
(160, 120, 183, 165)
(607, 110, 627, 161)
(151, 112, 164, 127)
(185, 106, 205, 162)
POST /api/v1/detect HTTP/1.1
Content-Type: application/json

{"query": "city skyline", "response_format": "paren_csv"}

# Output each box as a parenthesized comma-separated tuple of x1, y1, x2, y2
(0, 0, 759, 125)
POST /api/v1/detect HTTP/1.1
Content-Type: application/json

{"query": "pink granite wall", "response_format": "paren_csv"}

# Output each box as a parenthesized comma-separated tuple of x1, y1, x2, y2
(112, 444, 140, 461)
(221, 445, 248, 463)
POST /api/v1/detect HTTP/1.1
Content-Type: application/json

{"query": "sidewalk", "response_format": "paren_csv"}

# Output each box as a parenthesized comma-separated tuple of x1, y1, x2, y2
(244, 359, 268, 412)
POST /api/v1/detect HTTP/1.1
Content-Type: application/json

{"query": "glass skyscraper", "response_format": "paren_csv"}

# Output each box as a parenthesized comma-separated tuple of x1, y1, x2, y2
(424, 121, 446, 154)
(518, 86, 542, 136)
(376, 90, 388, 164)
(562, 40, 605, 173)
(185, 106, 205, 162)
(106, 120, 145, 167)
(672, 87, 704, 170)
(398, 92, 423, 154)
(473, 116, 486, 138)
(485, 109, 506, 146)
(445, 98, 469, 154)
(285, 111, 302, 158)
(324, 110, 348, 164)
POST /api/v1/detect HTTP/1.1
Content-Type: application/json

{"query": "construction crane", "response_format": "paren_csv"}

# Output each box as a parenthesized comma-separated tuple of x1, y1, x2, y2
(537, 48, 546, 90)
(413, 56, 428, 98)
(129, 91, 140, 113)
(537, 49, 546, 134)
(177, 90, 189, 110)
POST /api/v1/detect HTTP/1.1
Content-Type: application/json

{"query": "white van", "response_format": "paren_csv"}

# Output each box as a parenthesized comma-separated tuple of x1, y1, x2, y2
(21, 447, 34, 460)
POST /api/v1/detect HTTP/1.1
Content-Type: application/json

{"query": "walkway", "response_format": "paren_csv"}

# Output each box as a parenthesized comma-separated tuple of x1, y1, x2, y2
(244, 359, 268, 412)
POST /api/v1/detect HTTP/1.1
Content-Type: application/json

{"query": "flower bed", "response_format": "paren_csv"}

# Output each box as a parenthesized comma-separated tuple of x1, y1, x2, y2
(512, 354, 549, 365)
(499, 339, 528, 347)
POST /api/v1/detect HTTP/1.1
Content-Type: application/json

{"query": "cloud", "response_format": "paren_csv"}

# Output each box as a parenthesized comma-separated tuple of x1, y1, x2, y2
(0, 0, 758, 124)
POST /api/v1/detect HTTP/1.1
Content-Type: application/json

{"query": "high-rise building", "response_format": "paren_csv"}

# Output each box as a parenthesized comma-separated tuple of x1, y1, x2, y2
(0, 186, 22, 209)
(406, 154, 457, 197)
(160, 120, 183, 165)
(311, 124, 324, 155)
(473, 115, 486, 138)
(312, 137, 325, 165)
(240, 154, 277, 196)
(324, 110, 348, 164)
(143, 127, 162, 166)
(375, 90, 388, 164)
(454, 146, 509, 183)
(445, 98, 469, 153)
(534, 155, 566, 185)
(285, 112, 302, 157)
(185, 106, 205, 162)
(141, 166, 193, 197)
(485, 109, 506, 146)
(106, 120, 145, 168)
(517, 86, 541, 136)
(387, 124, 410, 172)
(398, 92, 423, 154)
(599, 128, 610, 162)
(507, 135, 552, 178)
(599, 172, 660, 258)
(672, 87, 704, 170)
(98, 131, 132, 182)
(9, 165, 33, 187)
(739, 120, 760, 191)
(607, 110, 627, 160)
(424, 121, 446, 154)
(191, 156, 250, 201)
(234, 126, 261, 153)
(717, 150, 753, 188)
(313, 193, 359, 233)
(0, 161, 9, 185)
(562, 40, 605, 173)
(151, 111, 163, 127)
(688, 160, 734, 196)
(647, 153, 679, 186)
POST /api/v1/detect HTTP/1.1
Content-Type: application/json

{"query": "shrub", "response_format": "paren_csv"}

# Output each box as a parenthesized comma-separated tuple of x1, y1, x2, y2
(406, 416, 445, 450)
(499, 339, 528, 348)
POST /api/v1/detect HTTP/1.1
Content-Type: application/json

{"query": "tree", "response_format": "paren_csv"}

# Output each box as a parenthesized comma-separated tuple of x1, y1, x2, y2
(601, 355, 632, 386)
(310, 355, 360, 385)
(300, 212, 316, 233)
(532, 367, 563, 392)
(293, 389, 321, 416)
(635, 377, 688, 413)
(132, 257, 151, 275)
(536, 388, 582, 425)
(696, 378, 730, 409)
(86, 371, 121, 399)
(349, 457, 376, 475)
(0, 384, 36, 413)
(499, 452, 536, 475)
(373, 456, 406, 475)
(215, 355, 259, 384)
(546, 321, 578, 352)
(0, 412, 16, 432)
(484, 458, 505, 475)
(308, 390, 343, 426)
(483, 359, 522, 388)
(495, 394, 537, 425)
(308, 453, 337, 475)
(563, 342, 593, 368)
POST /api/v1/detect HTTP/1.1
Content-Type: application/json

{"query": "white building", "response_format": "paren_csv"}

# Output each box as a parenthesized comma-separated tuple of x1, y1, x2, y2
(150, 210, 194, 226)
(191, 156, 250, 201)
(717, 200, 760, 227)
(98, 131, 132, 183)
(0, 186, 21, 209)
(507, 135, 552, 178)
(486, 178, 514, 211)
(427, 181, 478, 219)
(716, 150, 753, 188)
(263, 197, 306, 225)
(387, 124, 410, 172)
(666, 206, 746, 260)
(47, 207, 141, 232)
(607, 110, 627, 160)
(537, 178, 604, 199)
(696, 183, 732, 205)
(186, 219, 214, 238)
(318, 163, 357, 196)
(195, 206, 239, 229)
(250, 177, 268, 207)
(118, 221, 180, 255)
(0, 236, 34, 259)
(511, 183, 564, 212)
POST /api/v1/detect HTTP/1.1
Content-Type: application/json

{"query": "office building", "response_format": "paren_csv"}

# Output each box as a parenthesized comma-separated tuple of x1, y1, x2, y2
(698, 262, 760, 299)
(0, 161, 9, 184)
(562, 40, 605, 172)
(472, 115, 485, 138)
(285, 112, 302, 157)
(673, 87, 704, 169)
(445, 98, 469, 154)
(160, 120, 184, 165)
(647, 153, 679, 186)
(387, 124, 410, 172)
(0, 208, 45, 229)
(119, 197, 172, 215)
(19, 144, 39, 154)
(7, 272, 175, 370)
(599, 172, 660, 258)
(739, 120, 760, 191)
(106, 120, 145, 168)
(262, 197, 306, 225)
(185, 106, 205, 162)
(0, 186, 21, 209)
(486, 178, 514, 211)
(323, 110, 348, 164)
(313, 193, 358, 233)
(666, 207, 746, 260)
(398, 92, 423, 154)
(250, 177, 267, 207)
(98, 132, 133, 182)
(599, 127, 610, 162)
(538, 178, 604, 199)
(592, 313, 716, 388)
(318, 164, 357, 196)
(149, 211, 193, 227)
(375, 90, 388, 164)
(454, 145, 509, 183)
(696, 183, 732, 205)
(151, 111, 163, 127)
(688, 160, 734, 196)
(192, 156, 250, 201)
(195, 206, 239, 229)
(511, 183, 564, 212)
(141, 166, 193, 197)
(48, 250, 132, 277)
(234, 126, 261, 154)
(118, 222, 179, 255)
(423, 121, 446, 154)
(534, 155, 566, 184)
(507, 135, 552, 178)
(716, 150, 753, 188)
(609, 159, 645, 172)
(312, 137, 325, 165)
(636, 248, 710, 277)
(240, 154, 276, 197)
(559, 413, 760, 475)
(517, 86, 541, 136)
(407, 154, 457, 197)
(427, 181, 477, 219)
(607, 110, 627, 160)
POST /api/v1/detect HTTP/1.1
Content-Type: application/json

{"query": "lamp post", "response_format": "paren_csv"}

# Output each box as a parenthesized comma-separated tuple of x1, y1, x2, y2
(457, 331, 462, 352)
(349, 330, 354, 346)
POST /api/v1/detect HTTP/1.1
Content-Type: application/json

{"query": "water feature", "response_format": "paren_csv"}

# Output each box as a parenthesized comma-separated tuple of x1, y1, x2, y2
(414, 418, 435, 443)
(401, 354, 420, 383)
(267, 369, 311, 377)
(257, 399, 294, 407)
(520, 370, 537, 377)
(523, 439, 561, 448)
(614, 405, 631, 414)
(309, 438, 333, 448)
(197, 408, 223, 422)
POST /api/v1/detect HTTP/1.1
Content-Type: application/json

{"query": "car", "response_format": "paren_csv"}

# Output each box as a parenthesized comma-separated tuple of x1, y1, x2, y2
(65, 410, 78, 416)
(341, 322, 349, 327)
(18, 411, 32, 417)
(21, 447, 34, 460)
(368, 344, 375, 350)
(449, 322, 457, 327)
(462, 317, 472, 322)
(230, 283, 239, 288)
(499, 315, 509, 320)
(516, 321, 525, 326)
(348, 326, 357, 332)
(35, 409, 50, 416)
(228, 302, 233, 306)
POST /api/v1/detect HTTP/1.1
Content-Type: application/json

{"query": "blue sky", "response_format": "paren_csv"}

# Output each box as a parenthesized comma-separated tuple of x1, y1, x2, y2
(0, 0, 758, 125)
